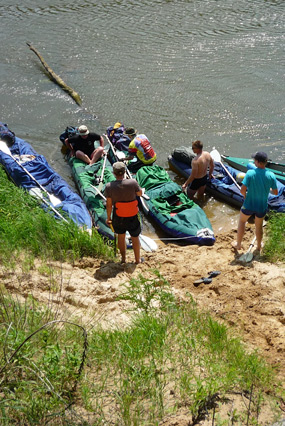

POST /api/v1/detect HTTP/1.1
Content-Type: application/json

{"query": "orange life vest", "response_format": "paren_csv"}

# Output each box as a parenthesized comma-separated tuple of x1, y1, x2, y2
(115, 199, 139, 217)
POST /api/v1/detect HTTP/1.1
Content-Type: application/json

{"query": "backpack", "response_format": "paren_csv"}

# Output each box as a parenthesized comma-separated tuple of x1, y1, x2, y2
(106, 123, 131, 151)
(59, 126, 78, 143)
(172, 146, 195, 166)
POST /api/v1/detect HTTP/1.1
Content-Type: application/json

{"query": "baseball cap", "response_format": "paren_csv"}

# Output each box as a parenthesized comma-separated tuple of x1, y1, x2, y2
(113, 161, 126, 174)
(252, 151, 268, 163)
(78, 125, 89, 136)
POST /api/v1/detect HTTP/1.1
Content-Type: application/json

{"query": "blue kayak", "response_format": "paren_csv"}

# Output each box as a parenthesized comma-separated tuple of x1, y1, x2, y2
(168, 150, 285, 213)
(0, 121, 92, 230)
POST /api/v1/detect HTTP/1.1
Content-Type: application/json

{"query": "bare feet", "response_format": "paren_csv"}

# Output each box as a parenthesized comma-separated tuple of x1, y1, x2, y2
(135, 257, 145, 265)
(231, 241, 242, 251)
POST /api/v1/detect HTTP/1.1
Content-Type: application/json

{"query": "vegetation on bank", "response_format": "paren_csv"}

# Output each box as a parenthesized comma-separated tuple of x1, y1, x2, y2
(0, 166, 113, 266)
(0, 274, 284, 426)
(263, 212, 285, 262)
(0, 165, 284, 425)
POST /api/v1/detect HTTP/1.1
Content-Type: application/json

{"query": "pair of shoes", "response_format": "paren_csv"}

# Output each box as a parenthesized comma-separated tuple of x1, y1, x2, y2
(208, 270, 221, 278)
(193, 277, 212, 287)
(193, 270, 221, 287)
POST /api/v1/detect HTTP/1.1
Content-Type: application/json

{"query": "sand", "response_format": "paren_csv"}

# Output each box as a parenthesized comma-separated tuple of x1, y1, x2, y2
(1, 224, 284, 425)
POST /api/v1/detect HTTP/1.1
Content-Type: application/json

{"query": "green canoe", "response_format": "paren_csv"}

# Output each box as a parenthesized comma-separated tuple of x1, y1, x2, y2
(221, 155, 285, 185)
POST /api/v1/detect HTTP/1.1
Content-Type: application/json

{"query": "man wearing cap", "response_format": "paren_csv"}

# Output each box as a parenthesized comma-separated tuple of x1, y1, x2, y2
(105, 162, 143, 264)
(233, 151, 278, 253)
(65, 125, 105, 165)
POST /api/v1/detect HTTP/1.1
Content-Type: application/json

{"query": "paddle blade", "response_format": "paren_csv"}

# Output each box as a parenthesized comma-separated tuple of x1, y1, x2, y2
(49, 193, 62, 207)
(29, 187, 61, 207)
(116, 151, 126, 160)
(210, 149, 221, 163)
(0, 140, 12, 156)
(238, 252, 253, 263)
(139, 234, 158, 252)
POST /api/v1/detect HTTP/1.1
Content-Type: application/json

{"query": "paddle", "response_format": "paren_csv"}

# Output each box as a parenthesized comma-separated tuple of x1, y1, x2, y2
(97, 152, 107, 191)
(210, 148, 241, 191)
(29, 187, 69, 223)
(0, 140, 62, 207)
(90, 184, 157, 252)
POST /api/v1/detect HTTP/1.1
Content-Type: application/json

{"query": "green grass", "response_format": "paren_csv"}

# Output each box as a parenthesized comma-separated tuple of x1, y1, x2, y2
(0, 273, 283, 425)
(0, 166, 113, 266)
(0, 164, 284, 425)
(263, 212, 285, 262)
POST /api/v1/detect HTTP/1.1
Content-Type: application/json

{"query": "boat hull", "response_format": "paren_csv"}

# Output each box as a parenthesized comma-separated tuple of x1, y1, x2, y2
(168, 154, 285, 213)
(222, 155, 285, 185)
(0, 122, 92, 230)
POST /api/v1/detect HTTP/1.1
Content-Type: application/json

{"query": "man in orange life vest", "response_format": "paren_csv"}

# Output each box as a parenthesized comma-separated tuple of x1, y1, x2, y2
(105, 162, 143, 264)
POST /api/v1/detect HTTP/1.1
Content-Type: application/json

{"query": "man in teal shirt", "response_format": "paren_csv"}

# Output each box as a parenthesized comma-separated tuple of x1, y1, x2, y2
(233, 151, 278, 253)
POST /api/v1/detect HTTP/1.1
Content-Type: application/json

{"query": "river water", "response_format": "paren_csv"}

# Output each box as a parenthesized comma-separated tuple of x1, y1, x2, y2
(1, 0, 284, 234)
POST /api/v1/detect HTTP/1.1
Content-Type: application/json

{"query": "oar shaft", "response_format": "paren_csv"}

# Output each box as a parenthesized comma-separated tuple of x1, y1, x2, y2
(91, 184, 106, 200)
(219, 161, 241, 190)
(100, 153, 107, 182)
(32, 190, 68, 222)
(8, 150, 57, 197)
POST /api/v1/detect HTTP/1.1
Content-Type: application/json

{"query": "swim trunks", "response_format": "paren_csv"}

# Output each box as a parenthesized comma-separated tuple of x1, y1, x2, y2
(241, 207, 266, 218)
(112, 212, 141, 237)
(188, 175, 207, 190)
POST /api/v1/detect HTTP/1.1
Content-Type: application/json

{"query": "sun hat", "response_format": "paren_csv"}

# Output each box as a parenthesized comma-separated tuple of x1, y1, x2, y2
(252, 151, 268, 163)
(113, 162, 126, 175)
(78, 125, 89, 136)
(124, 127, 137, 138)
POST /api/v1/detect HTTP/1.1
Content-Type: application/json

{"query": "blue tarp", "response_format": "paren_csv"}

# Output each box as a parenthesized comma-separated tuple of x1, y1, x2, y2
(0, 122, 92, 230)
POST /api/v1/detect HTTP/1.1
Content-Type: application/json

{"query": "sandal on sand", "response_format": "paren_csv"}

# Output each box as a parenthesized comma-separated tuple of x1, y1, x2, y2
(193, 277, 212, 287)
(135, 257, 145, 265)
(208, 270, 221, 278)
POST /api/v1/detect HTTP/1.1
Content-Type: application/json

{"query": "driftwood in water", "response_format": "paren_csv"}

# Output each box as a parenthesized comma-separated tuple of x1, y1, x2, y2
(27, 42, 82, 106)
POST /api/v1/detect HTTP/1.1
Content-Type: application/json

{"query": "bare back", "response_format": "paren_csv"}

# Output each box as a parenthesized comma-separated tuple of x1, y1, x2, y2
(191, 150, 213, 178)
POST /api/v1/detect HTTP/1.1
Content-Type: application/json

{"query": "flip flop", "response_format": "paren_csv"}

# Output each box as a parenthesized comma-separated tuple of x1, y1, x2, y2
(193, 277, 212, 287)
(207, 271, 221, 278)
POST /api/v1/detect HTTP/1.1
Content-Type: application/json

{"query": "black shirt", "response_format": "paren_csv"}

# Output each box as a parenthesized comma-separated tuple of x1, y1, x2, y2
(68, 133, 101, 157)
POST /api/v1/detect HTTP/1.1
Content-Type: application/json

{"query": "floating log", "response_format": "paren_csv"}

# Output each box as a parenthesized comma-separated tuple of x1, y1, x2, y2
(27, 42, 82, 106)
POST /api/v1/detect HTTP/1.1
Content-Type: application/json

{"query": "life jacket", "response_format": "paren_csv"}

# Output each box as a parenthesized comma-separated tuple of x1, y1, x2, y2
(115, 199, 139, 217)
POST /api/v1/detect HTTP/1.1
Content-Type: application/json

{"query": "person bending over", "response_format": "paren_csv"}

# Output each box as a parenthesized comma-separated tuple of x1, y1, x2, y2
(233, 151, 278, 253)
(182, 140, 214, 199)
(65, 125, 105, 165)
(124, 131, 157, 173)
(105, 161, 143, 264)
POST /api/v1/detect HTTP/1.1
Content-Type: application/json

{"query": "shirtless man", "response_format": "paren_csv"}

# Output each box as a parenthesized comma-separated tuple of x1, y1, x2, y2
(181, 140, 214, 199)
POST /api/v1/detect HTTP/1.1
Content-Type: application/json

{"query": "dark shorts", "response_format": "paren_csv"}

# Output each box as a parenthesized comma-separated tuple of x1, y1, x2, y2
(188, 175, 207, 190)
(112, 213, 141, 237)
(241, 207, 266, 218)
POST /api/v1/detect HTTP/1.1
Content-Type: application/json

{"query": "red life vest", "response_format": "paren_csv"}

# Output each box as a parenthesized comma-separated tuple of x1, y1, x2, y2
(115, 199, 139, 217)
